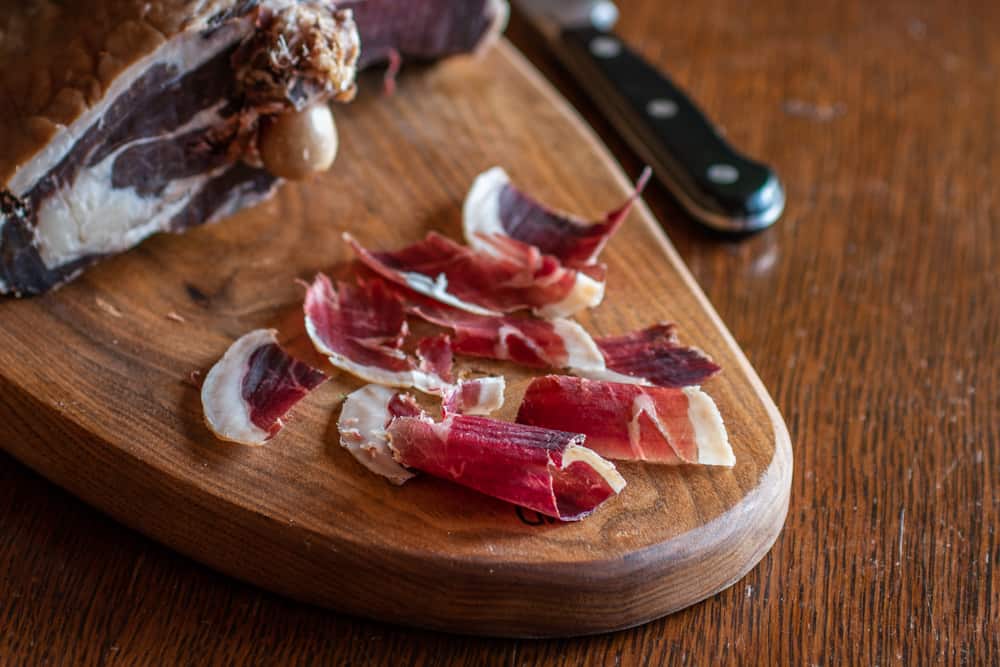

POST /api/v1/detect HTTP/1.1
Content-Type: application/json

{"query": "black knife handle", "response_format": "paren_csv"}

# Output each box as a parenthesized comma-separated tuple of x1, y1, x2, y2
(557, 26, 784, 232)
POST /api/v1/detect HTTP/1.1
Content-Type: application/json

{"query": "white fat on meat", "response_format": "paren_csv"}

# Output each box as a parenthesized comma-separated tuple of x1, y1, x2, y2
(533, 271, 605, 319)
(201, 329, 275, 446)
(443, 377, 506, 416)
(402, 271, 501, 317)
(551, 319, 605, 371)
(626, 386, 734, 466)
(304, 312, 450, 394)
(561, 443, 627, 493)
(338, 385, 416, 485)
(462, 166, 508, 256)
(683, 386, 735, 466)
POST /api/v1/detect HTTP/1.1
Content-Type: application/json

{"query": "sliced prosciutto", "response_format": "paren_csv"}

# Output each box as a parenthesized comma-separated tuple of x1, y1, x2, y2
(345, 232, 604, 319)
(416, 334, 454, 384)
(303, 274, 451, 394)
(589, 324, 720, 388)
(388, 414, 625, 521)
(464, 166, 652, 267)
(407, 296, 718, 388)
(338, 385, 423, 484)
(441, 377, 506, 416)
(516, 376, 734, 466)
(202, 329, 326, 445)
(408, 300, 604, 371)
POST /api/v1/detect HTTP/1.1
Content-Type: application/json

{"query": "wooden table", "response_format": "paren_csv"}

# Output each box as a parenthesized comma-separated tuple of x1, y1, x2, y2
(2, 0, 996, 663)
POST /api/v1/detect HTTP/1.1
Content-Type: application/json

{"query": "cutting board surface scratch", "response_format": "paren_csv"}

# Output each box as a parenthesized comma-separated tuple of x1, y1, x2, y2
(0, 41, 790, 637)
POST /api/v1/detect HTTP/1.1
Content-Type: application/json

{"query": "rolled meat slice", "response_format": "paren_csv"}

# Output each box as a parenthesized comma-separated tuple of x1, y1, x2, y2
(516, 376, 735, 466)
(202, 329, 327, 445)
(389, 413, 625, 521)
(464, 166, 651, 268)
(0, 0, 508, 296)
(337, 378, 505, 484)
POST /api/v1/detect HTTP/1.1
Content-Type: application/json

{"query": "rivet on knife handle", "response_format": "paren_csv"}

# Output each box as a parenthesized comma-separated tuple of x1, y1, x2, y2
(556, 26, 785, 232)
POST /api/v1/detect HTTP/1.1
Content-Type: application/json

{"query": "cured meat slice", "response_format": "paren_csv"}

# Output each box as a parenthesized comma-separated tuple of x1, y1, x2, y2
(202, 329, 326, 445)
(346, 232, 604, 318)
(516, 376, 734, 466)
(338, 384, 422, 484)
(303, 274, 450, 393)
(416, 334, 455, 384)
(588, 323, 721, 388)
(408, 297, 717, 388)
(441, 377, 506, 416)
(464, 166, 651, 267)
(0, 0, 508, 296)
(337, 377, 504, 484)
(388, 414, 625, 521)
(407, 300, 605, 371)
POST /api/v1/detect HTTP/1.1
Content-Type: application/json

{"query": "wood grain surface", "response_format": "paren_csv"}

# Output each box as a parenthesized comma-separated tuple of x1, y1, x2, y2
(1, 0, 997, 663)
(0, 39, 789, 637)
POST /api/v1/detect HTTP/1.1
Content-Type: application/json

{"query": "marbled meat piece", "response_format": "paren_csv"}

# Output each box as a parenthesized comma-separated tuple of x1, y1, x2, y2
(346, 232, 605, 319)
(388, 413, 625, 521)
(440, 377, 506, 416)
(407, 298, 605, 371)
(416, 333, 455, 385)
(303, 273, 452, 394)
(589, 323, 720, 388)
(407, 295, 719, 388)
(464, 166, 651, 267)
(516, 376, 734, 466)
(202, 328, 326, 445)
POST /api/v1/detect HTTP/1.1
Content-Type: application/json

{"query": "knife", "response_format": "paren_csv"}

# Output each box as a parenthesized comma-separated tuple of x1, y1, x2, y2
(514, 0, 785, 232)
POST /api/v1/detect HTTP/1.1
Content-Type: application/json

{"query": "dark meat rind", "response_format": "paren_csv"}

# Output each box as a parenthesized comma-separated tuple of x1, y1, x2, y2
(344, 0, 508, 68)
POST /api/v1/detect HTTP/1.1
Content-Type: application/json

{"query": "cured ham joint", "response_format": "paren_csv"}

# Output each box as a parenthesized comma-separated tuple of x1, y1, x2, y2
(517, 376, 734, 466)
(0, 0, 509, 296)
(464, 166, 652, 267)
(389, 414, 624, 521)
(202, 329, 326, 445)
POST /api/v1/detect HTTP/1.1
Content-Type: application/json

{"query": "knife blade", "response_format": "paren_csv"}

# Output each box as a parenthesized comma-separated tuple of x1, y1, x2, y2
(514, 0, 785, 232)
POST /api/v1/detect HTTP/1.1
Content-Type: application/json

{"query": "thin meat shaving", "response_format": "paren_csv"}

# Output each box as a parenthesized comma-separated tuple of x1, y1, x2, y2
(338, 385, 423, 484)
(337, 379, 501, 483)
(440, 377, 506, 416)
(202, 329, 326, 445)
(303, 274, 452, 394)
(407, 296, 718, 388)
(388, 413, 625, 521)
(345, 232, 604, 319)
(517, 376, 734, 466)
(464, 166, 651, 267)
(589, 323, 720, 388)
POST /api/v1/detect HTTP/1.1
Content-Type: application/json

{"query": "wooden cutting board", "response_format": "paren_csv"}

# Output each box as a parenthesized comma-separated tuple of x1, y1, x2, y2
(0, 41, 791, 637)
